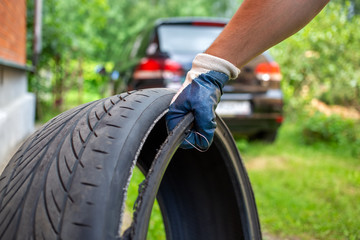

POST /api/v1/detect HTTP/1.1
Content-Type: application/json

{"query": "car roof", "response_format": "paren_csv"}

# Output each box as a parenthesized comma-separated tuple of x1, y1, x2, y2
(151, 17, 272, 60)
(155, 17, 229, 26)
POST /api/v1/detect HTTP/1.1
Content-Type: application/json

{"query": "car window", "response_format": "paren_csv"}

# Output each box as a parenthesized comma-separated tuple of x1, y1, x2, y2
(157, 25, 223, 54)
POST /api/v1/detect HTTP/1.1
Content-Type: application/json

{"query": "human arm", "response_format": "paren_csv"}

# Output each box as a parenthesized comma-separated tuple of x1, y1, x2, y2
(167, 0, 329, 150)
(206, 0, 330, 67)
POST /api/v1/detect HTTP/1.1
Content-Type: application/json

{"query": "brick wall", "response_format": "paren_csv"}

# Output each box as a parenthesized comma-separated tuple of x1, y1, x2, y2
(0, 0, 26, 65)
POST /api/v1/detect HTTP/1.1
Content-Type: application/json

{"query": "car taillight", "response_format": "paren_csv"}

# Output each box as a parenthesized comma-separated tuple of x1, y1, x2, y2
(192, 21, 226, 27)
(133, 57, 183, 81)
(255, 62, 282, 81)
(276, 115, 284, 123)
(136, 58, 162, 71)
(163, 59, 183, 77)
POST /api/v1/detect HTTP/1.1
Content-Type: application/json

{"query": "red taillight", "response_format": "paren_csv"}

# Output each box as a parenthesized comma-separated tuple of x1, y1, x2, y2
(276, 115, 284, 123)
(192, 21, 226, 27)
(164, 59, 182, 72)
(135, 58, 162, 71)
(255, 62, 280, 74)
(255, 62, 282, 81)
(133, 57, 183, 80)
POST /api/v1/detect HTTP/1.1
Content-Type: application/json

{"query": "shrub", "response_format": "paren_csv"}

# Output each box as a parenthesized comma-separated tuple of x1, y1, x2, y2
(301, 111, 360, 157)
(270, 1, 360, 110)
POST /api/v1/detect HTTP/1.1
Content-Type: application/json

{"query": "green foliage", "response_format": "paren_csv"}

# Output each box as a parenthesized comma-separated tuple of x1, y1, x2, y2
(302, 111, 358, 144)
(242, 122, 360, 240)
(300, 111, 360, 157)
(125, 167, 166, 240)
(271, 1, 360, 109)
(334, 0, 360, 15)
(27, 0, 241, 122)
(235, 137, 249, 152)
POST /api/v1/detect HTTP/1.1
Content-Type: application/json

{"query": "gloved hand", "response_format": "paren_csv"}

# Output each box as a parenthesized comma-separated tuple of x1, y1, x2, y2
(166, 53, 240, 151)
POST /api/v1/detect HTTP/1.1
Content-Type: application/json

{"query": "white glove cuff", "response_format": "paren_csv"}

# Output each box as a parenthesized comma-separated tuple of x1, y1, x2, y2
(187, 53, 240, 81)
(171, 54, 240, 104)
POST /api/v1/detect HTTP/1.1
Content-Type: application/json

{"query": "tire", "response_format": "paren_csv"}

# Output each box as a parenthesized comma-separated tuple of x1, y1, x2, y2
(0, 88, 261, 240)
(256, 130, 278, 143)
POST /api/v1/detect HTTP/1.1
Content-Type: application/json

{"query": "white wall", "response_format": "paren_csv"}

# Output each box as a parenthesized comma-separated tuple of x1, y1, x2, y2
(0, 66, 35, 168)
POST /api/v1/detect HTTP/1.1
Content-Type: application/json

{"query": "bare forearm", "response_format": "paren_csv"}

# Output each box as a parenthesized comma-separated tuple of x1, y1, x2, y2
(206, 0, 329, 67)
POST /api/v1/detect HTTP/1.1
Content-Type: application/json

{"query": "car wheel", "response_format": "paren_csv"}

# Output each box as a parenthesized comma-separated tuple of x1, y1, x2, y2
(0, 88, 261, 240)
(261, 130, 278, 143)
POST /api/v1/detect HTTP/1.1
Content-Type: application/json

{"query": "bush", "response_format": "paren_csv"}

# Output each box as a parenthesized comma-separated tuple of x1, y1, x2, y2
(270, 1, 360, 111)
(301, 111, 360, 156)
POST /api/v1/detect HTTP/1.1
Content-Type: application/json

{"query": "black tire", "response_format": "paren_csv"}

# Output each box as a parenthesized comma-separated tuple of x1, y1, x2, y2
(0, 88, 261, 240)
(259, 130, 278, 143)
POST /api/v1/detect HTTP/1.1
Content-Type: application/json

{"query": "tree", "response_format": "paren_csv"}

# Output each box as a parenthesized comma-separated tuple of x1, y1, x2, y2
(27, 0, 241, 120)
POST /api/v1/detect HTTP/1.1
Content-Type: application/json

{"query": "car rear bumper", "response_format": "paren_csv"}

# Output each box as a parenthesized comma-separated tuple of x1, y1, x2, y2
(219, 113, 283, 135)
(217, 90, 283, 135)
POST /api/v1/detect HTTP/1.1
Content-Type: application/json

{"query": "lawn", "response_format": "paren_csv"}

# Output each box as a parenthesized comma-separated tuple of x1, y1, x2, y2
(241, 122, 360, 240)
(124, 121, 359, 240)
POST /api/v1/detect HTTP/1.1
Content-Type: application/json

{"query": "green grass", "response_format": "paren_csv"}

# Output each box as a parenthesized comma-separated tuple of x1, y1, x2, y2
(124, 121, 359, 239)
(36, 86, 359, 239)
(241, 122, 360, 239)
(124, 167, 166, 240)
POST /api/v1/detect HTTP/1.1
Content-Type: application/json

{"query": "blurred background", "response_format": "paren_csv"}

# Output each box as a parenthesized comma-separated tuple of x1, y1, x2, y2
(1, 0, 359, 239)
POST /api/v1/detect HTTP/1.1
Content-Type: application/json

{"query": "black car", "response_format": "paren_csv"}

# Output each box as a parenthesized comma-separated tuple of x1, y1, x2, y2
(129, 17, 283, 141)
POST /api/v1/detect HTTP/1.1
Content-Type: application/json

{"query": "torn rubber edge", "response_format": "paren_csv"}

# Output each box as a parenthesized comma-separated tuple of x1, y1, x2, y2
(122, 113, 194, 240)
(117, 110, 169, 238)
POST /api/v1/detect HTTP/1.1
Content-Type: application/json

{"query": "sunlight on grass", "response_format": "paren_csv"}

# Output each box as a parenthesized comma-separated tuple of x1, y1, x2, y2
(240, 122, 360, 240)
(122, 122, 359, 240)
(125, 167, 166, 240)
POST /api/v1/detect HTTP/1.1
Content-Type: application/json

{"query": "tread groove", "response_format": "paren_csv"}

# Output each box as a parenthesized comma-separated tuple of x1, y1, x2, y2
(4, 174, 25, 196)
(64, 156, 73, 174)
(57, 153, 69, 193)
(0, 206, 19, 240)
(0, 90, 159, 238)
(67, 194, 74, 203)
(78, 130, 85, 144)
(0, 174, 29, 212)
(73, 222, 91, 228)
(12, 148, 44, 180)
(0, 102, 95, 238)
(106, 123, 121, 128)
(135, 93, 150, 97)
(70, 132, 79, 160)
(43, 182, 59, 235)
(103, 102, 108, 113)
(0, 209, 10, 226)
(78, 160, 85, 168)
(51, 190, 61, 213)
(95, 111, 100, 120)
(17, 144, 47, 170)
(81, 182, 99, 188)
(119, 106, 134, 111)
(87, 115, 94, 132)
(0, 111, 80, 236)
(57, 95, 128, 234)
(92, 149, 109, 154)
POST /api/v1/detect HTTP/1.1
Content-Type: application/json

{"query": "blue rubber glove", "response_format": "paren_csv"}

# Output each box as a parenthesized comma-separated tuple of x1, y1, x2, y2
(166, 53, 240, 150)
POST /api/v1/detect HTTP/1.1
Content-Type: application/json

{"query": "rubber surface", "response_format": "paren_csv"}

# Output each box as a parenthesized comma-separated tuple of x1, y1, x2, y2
(127, 113, 194, 240)
(0, 88, 261, 240)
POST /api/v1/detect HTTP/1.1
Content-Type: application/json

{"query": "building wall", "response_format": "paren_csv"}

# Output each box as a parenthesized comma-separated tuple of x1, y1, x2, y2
(0, 0, 35, 167)
(0, 67, 35, 166)
(0, 0, 27, 65)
